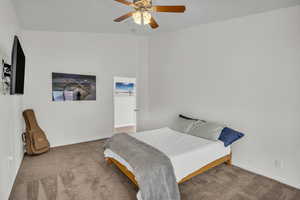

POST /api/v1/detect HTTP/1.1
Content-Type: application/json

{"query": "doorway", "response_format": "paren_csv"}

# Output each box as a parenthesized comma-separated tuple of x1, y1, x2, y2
(114, 77, 137, 134)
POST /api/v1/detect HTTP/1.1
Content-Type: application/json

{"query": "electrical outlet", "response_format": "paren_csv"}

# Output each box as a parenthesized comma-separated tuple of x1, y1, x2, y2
(8, 156, 14, 161)
(274, 160, 282, 169)
(7, 156, 14, 171)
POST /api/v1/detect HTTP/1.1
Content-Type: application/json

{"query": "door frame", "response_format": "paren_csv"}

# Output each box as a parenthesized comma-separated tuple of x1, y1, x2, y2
(113, 76, 137, 133)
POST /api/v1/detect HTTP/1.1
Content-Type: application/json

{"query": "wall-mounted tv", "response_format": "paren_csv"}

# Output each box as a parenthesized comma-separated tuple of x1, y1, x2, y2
(10, 36, 26, 95)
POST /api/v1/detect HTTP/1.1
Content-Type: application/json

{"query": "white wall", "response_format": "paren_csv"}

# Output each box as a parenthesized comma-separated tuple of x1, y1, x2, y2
(136, 38, 150, 130)
(0, 0, 24, 199)
(148, 6, 300, 188)
(21, 31, 148, 147)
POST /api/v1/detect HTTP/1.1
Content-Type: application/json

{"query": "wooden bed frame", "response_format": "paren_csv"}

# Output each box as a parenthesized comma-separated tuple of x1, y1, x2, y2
(106, 152, 232, 187)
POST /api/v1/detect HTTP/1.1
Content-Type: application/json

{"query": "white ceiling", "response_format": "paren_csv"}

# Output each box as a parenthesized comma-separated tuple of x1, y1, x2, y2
(12, 0, 300, 34)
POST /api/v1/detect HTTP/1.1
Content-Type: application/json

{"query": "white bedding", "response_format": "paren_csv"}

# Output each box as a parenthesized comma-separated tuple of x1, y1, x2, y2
(104, 127, 231, 182)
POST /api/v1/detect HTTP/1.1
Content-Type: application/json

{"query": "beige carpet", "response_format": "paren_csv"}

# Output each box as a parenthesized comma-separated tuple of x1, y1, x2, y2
(10, 140, 300, 200)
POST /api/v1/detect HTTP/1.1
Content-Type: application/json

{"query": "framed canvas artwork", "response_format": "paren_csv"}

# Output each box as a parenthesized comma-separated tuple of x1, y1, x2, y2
(52, 72, 96, 101)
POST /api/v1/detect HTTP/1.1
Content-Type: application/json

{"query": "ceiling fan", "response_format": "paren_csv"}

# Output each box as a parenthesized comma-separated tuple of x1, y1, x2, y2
(113, 0, 186, 29)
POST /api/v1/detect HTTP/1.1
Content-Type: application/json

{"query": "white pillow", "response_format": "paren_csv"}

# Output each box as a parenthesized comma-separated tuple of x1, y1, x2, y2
(188, 122, 225, 141)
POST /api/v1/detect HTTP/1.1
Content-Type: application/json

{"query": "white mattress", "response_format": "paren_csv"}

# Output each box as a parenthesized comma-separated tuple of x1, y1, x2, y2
(104, 127, 231, 182)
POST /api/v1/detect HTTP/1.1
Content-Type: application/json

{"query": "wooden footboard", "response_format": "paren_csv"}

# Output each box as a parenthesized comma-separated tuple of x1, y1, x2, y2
(106, 157, 139, 186)
(179, 153, 232, 183)
(106, 152, 232, 187)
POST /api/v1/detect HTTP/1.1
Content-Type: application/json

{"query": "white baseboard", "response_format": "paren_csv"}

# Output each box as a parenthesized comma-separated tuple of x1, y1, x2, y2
(51, 133, 113, 148)
(233, 162, 300, 190)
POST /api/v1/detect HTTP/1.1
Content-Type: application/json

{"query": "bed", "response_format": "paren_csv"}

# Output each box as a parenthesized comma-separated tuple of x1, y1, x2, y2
(104, 127, 232, 187)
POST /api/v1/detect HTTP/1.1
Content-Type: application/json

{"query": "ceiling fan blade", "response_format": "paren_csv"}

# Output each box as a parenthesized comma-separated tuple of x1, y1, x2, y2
(152, 6, 186, 13)
(114, 12, 134, 22)
(149, 17, 159, 29)
(114, 0, 133, 6)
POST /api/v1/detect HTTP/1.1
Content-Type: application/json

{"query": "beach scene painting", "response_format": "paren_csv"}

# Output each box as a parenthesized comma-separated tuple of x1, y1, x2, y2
(115, 82, 135, 96)
(52, 73, 96, 101)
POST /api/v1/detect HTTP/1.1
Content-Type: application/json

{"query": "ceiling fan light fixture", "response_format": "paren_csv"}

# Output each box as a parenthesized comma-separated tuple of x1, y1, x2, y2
(132, 11, 151, 25)
(113, 0, 186, 29)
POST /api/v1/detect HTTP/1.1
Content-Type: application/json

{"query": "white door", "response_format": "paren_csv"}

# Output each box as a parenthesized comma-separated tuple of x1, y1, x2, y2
(114, 77, 137, 133)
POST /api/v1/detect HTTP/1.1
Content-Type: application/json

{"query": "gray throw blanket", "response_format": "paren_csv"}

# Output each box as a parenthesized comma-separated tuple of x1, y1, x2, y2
(105, 133, 180, 200)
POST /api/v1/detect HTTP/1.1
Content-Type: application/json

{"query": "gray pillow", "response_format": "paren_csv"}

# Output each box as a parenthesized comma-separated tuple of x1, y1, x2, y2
(170, 115, 206, 133)
(188, 121, 225, 141)
(170, 117, 195, 133)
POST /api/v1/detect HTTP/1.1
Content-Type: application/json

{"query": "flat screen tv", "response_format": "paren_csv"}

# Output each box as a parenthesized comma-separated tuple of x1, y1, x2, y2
(10, 36, 26, 95)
